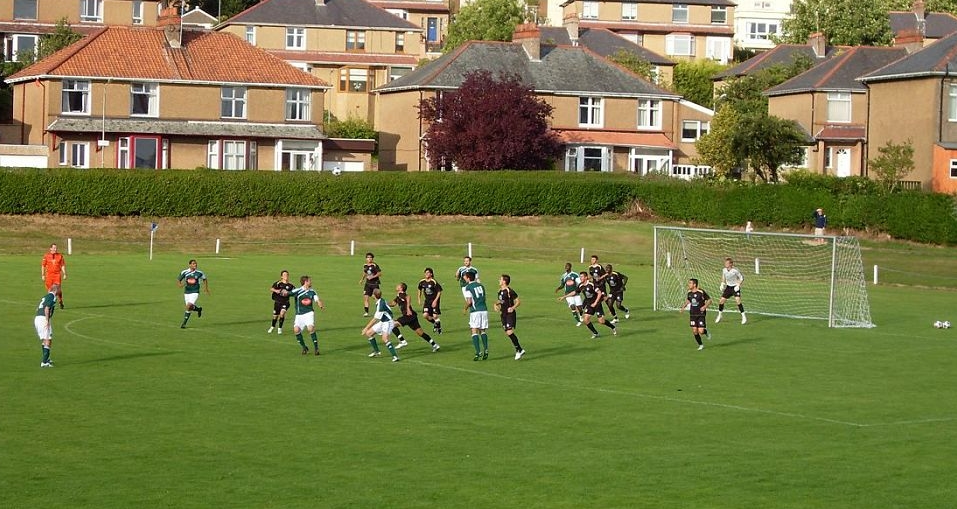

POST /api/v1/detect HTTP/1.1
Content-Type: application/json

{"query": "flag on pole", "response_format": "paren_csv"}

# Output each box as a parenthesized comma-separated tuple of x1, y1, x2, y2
(151, 222, 159, 232)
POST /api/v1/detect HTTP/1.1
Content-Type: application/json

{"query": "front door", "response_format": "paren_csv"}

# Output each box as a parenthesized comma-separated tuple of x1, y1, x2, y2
(835, 148, 851, 177)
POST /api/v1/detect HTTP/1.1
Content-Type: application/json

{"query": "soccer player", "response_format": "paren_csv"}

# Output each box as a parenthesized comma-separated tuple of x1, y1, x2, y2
(34, 283, 59, 367)
(716, 257, 747, 325)
(454, 256, 479, 300)
(360, 252, 382, 316)
(362, 288, 400, 362)
(268, 270, 296, 334)
(555, 262, 583, 326)
(567, 272, 616, 338)
(462, 271, 489, 360)
(289, 275, 324, 355)
(603, 263, 631, 323)
(177, 259, 209, 329)
(681, 278, 712, 351)
(40, 243, 67, 309)
(390, 282, 440, 352)
(417, 267, 443, 334)
(496, 274, 525, 360)
(588, 254, 608, 299)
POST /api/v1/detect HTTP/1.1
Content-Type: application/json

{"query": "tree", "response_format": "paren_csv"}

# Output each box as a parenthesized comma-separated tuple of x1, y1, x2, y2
(418, 70, 562, 170)
(694, 105, 742, 177)
(734, 115, 808, 182)
(606, 49, 657, 83)
(718, 55, 814, 116)
(194, 0, 257, 20)
(868, 139, 915, 192)
(444, 0, 526, 52)
(36, 18, 83, 60)
(669, 60, 727, 109)
(781, 0, 895, 46)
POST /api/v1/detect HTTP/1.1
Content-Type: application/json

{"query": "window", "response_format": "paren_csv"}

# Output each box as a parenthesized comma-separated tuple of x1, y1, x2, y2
(711, 6, 727, 24)
(386, 8, 408, 19)
(565, 146, 609, 171)
(578, 97, 603, 127)
(220, 86, 246, 118)
(286, 27, 305, 50)
(666, 34, 694, 56)
(285, 88, 311, 121)
(681, 120, 710, 141)
(339, 68, 369, 93)
(132, 0, 143, 24)
(80, 0, 103, 22)
(245, 26, 256, 45)
(58, 142, 89, 168)
(581, 1, 599, 19)
(621, 2, 637, 20)
(118, 136, 167, 169)
(672, 4, 688, 23)
(208, 140, 257, 170)
(14, 0, 38, 20)
(754, 1, 771, 8)
(130, 82, 158, 117)
(706, 37, 731, 64)
(389, 66, 413, 82)
(279, 140, 320, 171)
(746, 22, 779, 41)
(826, 92, 851, 123)
(637, 99, 661, 129)
(346, 31, 366, 51)
(824, 147, 832, 168)
(6, 34, 38, 61)
(950, 159, 957, 178)
(949, 84, 957, 121)
(395, 33, 405, 53)
(118, 138, 130, 169)
(62, 80, 90, 114)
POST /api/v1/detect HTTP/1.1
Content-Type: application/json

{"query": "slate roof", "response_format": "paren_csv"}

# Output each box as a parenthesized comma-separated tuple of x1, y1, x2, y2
(6, 25, 329, 88)
(538, 26, 673, 66)
(47, 118, 327, 140)
(369, 0, 450, 13)
(765, 46, 908, 96)
(375, 40, 678, 98)
(889, 11, 957, 39)
(223, 0, 420, 30)
(860, 30, 957, 82)
(714, 44, 842, 79)
(815, 124, 866, 141)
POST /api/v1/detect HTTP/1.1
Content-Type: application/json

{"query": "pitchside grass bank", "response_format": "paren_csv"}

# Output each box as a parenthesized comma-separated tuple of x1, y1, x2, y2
(1, 217, 956, 509)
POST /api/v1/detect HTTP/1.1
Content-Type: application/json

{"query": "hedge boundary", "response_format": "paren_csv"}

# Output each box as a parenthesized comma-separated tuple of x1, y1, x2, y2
(2, 169, 955, 244)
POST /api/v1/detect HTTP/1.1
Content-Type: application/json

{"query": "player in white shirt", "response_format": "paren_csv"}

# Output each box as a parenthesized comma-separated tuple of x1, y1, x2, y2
(716, 257, 747, 324)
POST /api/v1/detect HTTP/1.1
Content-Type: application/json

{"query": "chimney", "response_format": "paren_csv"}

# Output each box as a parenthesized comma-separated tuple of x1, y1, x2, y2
(913, 0, 926, 22)
(158, 0, 184, 48)
(513, 23, 541, 60)
(563, 13, 580, 47)
(894, 28, 924, 53)
(808, 32, 827, 58)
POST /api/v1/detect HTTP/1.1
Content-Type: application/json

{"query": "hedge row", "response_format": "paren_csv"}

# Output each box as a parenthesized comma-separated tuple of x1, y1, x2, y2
(2, 169, 956, 244)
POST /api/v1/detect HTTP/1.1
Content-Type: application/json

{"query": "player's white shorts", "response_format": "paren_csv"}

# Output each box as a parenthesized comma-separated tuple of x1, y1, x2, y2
(565, 295, 583, 307)
(469, 311, 489, 330)
(814, 227, 825, 236)
(184, 292, 199, 306)
(371, 319, 394, 336)
(295, 311, 315, 330)
(34, 316, 52, 340)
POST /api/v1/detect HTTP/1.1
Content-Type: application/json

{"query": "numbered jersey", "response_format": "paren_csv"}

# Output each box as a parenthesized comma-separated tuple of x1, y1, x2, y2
(464, 282, 488, 312)
(291, 288, 319, 315)
(179, 269, 206, 294)
(36, 292, 56, 318)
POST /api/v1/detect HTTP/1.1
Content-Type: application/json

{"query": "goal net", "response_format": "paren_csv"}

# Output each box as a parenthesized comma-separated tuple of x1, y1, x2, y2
(653, 226, 874, 328)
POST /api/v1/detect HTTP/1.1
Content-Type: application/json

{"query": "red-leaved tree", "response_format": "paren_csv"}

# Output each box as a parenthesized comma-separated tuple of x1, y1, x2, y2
(418, 70, 563, 170)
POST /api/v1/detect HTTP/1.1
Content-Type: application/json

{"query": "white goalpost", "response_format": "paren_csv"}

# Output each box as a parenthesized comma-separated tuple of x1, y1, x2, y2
(653, 226, 874, 328)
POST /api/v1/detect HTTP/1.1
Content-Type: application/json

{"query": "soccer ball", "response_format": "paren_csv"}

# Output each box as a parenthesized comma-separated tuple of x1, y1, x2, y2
(934, 321, 943, 329)
(332, 167, 342, 176)
(944, 321, 952, 329)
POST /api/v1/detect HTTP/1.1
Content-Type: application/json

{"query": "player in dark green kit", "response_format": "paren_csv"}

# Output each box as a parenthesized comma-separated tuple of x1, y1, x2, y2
(290, 276, 324, 355)
(177, 259, 209, 328)
(462, 271, 489, 360)
(455, 256, 479, 300)
(34, 283, 59, 367)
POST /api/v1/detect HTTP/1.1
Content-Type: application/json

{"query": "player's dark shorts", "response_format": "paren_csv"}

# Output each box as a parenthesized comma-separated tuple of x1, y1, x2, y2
(584, 304, 605, 317)
(396, 314, 422, 330)
(423, 304, 441, 316)
(363, 281, 380, 296)
(273, 300, 290, 315)
(689, 314, 707, 328)
(500, 312, 517, 331)
(722, 285, 741, 299)
(607, 291, 625, 303)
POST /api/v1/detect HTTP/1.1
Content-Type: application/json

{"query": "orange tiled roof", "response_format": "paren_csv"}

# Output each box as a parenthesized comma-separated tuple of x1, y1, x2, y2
(7, 26, 329, 88)
(556, 130, 677, 149)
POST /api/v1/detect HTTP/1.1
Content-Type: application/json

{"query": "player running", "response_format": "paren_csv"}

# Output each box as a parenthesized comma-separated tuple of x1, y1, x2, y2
(555, 262, 583, 326)
(391, 282, 440, 352)
(417, 267, 443, 334)
(177, 259, 209, 329)
(268, 270, 295, 334)
(603, 263, 630, 323)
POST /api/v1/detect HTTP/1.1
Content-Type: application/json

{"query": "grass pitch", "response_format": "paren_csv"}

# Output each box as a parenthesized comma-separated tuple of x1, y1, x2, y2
(2, 219, 957, 509)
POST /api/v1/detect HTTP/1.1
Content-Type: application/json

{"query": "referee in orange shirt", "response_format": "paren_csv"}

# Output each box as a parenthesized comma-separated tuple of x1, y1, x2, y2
(41, 243, 67, 309)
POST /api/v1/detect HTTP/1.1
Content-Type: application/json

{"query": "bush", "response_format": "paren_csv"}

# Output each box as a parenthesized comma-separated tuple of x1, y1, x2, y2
(1, 169, 956, 244)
